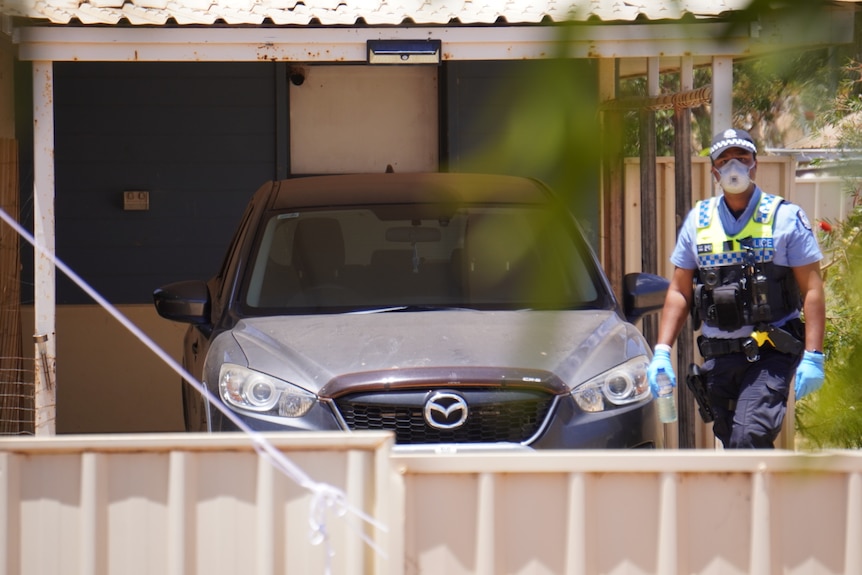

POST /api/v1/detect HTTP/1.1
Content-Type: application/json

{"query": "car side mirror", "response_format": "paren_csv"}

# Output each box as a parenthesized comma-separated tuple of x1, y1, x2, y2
(153, 280, 211, 325)
(622, 272, 669, 324)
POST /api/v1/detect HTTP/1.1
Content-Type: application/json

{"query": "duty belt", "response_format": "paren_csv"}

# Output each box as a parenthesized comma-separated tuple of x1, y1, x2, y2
(698, 336, 759, 361)
(698, 324, 804, 363)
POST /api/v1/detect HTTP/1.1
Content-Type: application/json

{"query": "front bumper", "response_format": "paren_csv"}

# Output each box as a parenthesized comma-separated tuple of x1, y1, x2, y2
(530, 396, 662, 449)
(210, 389, 662, 450)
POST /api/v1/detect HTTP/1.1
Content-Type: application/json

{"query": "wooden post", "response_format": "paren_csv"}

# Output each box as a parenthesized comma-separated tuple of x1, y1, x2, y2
(674, 57, 697, 449)
(599, 59, 625, 301)
(639, 57, 659, 346)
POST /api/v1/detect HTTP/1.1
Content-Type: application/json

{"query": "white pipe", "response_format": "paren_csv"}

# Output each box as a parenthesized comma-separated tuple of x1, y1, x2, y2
(32, 60, 56, 436)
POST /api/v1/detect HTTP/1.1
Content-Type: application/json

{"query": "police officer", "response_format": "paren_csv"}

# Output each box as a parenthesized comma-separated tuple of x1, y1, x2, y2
(647, 128, 826, 448)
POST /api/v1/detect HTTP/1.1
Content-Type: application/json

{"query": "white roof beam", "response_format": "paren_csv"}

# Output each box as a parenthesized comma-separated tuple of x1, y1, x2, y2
(15, 24, 758, 62)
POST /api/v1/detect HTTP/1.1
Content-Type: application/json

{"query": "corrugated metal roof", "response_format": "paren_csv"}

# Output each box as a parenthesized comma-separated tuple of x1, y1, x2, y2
(3, 0, 752, 26)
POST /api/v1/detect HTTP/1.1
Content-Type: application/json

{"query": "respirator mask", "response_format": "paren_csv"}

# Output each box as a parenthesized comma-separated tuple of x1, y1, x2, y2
(716, 158, 754, 195)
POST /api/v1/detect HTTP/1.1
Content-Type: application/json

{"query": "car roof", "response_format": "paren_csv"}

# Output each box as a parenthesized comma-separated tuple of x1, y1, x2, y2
(269, 172, 554, 210)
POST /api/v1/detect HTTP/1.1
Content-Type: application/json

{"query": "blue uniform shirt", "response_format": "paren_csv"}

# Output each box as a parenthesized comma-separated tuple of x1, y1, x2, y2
(670, 187, 823, 338)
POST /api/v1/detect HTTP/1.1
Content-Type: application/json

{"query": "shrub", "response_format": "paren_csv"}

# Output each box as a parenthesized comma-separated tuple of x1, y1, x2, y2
(795, 180, 862, 448)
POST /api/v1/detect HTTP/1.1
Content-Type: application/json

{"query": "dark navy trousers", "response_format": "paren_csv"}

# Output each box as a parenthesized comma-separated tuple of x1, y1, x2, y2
(702, 347, 801, 448)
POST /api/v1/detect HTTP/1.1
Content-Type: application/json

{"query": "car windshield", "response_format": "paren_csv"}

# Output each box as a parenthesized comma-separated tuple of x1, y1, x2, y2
(241, 203, 603, 313)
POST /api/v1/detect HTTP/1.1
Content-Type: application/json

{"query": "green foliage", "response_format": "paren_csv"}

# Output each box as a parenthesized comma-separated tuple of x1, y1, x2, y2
(732, 48, 837, 142)
(795, 172, 862, 448)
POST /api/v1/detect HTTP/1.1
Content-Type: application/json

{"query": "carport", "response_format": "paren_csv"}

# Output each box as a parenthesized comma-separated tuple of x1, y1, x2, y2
(0, 1, 857, 442)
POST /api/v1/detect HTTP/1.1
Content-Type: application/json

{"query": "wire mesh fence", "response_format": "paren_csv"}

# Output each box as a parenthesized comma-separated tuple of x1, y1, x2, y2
(1, 139, 32, 434)
(0, 355, 35, 435)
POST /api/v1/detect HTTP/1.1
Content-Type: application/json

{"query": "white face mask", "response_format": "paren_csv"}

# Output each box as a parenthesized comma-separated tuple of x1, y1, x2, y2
(717, 158, 753, 194)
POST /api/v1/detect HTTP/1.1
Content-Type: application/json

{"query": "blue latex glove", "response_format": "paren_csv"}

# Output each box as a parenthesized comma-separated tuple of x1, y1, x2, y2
(795, 350, 825, 400)
(647, 347, 676, 398)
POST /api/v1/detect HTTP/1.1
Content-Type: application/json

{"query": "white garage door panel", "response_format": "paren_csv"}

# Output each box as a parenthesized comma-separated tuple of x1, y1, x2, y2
(290, 65, 438, 174)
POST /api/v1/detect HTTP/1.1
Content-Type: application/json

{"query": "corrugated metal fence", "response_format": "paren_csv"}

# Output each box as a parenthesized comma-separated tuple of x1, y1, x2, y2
(3, 432, 862, 575)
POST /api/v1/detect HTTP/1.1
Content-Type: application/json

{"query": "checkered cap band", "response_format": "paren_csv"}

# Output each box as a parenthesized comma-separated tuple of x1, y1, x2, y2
(709, 129, 757, 160)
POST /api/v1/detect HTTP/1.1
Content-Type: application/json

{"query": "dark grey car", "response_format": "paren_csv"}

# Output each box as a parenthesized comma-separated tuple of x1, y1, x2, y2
(154, 172, 668, 449)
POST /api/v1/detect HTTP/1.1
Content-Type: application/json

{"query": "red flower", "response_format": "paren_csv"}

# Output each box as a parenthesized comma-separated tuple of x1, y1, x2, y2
(819, 220, 833, 233)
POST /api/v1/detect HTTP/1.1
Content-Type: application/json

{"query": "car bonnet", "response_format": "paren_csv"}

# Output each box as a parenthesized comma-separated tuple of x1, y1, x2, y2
(221, 310, 649, 394)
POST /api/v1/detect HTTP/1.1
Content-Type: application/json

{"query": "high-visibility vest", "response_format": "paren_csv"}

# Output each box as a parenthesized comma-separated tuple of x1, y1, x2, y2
(692, 193, 800, 331)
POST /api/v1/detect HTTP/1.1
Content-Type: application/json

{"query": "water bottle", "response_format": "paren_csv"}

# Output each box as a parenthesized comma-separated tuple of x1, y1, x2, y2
(655, 368, 678, 423)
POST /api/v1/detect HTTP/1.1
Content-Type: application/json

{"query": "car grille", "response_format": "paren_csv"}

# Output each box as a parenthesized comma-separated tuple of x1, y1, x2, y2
(333, 389, 555, 444)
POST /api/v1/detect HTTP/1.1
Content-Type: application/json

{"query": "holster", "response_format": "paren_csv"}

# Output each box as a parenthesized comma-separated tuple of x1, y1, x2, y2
(756, 324, 804, 357)
(685, 363, 715, 423)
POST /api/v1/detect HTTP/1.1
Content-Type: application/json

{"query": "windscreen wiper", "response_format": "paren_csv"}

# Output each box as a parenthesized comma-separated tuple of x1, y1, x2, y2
(348, 305, 479, 314)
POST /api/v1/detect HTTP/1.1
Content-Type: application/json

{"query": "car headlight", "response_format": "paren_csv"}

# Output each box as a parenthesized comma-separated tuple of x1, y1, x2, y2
(219, 363, 316, 417)
(571, 356, 651, 413)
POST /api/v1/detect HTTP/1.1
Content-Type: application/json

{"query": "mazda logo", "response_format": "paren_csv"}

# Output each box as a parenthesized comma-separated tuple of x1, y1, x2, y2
(424, 392, 468, 430)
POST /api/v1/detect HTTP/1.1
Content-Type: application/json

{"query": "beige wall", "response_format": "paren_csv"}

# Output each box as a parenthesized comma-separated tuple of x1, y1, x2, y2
(22, 305, 187, 433)
(794, 175, 856, 225)
(289, 65, 439, 174)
